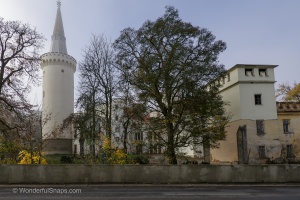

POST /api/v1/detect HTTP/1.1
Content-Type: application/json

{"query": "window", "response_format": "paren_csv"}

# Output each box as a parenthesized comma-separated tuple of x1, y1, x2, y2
(245, 68, 254, 76)
(135, 132, 143, 141)
(283, 119, 290, 133)
(287, 145, 293, 158)
(115, 115, 119, 121)
(227, 73, 230, 82)
(222, 77, 225, 84)
(254, 94, 262, 105)
(256, 120, 264, 135)
(115, 105, 119, 110)
(115, 126, 120, 133)
(43, 91, 45, 98)
(259, 69, 267, 76)
(259, 146, 266, 159)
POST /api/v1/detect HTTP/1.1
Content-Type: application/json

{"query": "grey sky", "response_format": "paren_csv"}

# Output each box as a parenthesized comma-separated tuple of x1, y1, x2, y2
(0, 0, 299, 105)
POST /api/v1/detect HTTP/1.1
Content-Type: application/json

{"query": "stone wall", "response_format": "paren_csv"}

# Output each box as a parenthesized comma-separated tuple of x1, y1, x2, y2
(1, 164, 300, 184)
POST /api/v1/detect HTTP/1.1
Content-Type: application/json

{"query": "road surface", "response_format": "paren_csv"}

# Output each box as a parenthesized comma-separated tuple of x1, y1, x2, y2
(0, 184, 299, 199)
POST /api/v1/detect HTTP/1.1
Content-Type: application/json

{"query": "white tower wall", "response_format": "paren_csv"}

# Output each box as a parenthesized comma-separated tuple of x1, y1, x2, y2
(41, 53, 76, 138)
(219, 64, 278, 121)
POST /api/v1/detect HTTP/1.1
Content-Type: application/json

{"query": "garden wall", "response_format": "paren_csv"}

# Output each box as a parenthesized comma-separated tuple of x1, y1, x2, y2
(0, 164, 300, 184)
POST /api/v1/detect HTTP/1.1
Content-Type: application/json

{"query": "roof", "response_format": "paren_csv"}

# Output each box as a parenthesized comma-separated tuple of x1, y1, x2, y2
(277, 102, 300, 113)
(49, 2, 68, 54)
(227, 64, 278, 73)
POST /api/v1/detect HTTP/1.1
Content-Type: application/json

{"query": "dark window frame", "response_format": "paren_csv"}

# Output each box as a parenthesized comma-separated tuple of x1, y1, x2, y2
(287, 144, 293, 158)
(255, 94, 262, 105)
(283, 119, 290, 133)
(256, 120, 264, 135)
(259, 145, 266, 159)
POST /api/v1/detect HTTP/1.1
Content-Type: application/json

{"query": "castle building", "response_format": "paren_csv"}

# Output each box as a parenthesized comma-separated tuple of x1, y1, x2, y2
(211, 64, 300, 164)
(41, 1, 76, 154)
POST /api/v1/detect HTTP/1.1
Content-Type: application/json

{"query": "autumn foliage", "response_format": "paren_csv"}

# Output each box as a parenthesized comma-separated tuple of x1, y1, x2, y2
(18, 150, 47, 164)
(276, 82, 300, 102)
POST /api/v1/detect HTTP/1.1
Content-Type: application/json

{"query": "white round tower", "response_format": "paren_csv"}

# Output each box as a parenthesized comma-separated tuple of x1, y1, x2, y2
(41, 1, 76, 154)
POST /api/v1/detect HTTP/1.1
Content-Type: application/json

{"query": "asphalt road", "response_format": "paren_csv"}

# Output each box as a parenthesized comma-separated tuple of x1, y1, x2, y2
(0, 185, 300, 200)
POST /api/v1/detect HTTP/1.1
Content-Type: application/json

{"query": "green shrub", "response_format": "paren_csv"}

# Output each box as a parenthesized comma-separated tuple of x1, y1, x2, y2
(0, 158, 18, 164)
(133, 155, 149, 164)
(60, 156, 73, 164)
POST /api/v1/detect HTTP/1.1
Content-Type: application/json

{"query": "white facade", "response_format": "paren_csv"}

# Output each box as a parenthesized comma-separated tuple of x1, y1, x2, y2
(219, 64, 278, 121)
(41, 2, 76, 154)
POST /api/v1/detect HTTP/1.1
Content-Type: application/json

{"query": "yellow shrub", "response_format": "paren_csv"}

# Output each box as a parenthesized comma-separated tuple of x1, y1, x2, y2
(102, 137, 127, 164)
(108, 149, 127, 164)
(18, 150, 47, 164)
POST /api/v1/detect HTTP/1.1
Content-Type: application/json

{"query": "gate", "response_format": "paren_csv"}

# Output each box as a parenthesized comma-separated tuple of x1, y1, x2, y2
(237, 125, 248, 164)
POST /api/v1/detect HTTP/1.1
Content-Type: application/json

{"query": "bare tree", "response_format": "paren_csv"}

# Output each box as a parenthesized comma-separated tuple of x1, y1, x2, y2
(76, 91, 99, 157)
(77, 34, 118, 157)
(119, 81, 146, 153)
(0, 17, 45, 133)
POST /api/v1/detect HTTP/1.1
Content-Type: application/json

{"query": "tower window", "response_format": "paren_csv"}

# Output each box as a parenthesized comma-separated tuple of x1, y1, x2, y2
(245, 68, 254, 76)
(258, 145, 266, 159)
(283, 119, 290, 133)
(256, 120, 264, 135)
(259, 69, 267, 76)
(254, 94, 262, 105)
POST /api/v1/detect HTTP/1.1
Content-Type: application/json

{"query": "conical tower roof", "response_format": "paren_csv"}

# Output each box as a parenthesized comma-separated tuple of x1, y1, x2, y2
(50, 1, 68, 54)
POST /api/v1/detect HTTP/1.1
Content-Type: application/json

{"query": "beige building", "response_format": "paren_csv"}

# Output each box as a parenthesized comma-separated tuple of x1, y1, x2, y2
(211, 64, 300, 164)
(276, 102, 300, 160)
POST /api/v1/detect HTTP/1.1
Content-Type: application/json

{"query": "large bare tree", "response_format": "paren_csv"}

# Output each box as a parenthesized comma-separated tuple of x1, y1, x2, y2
(0, 17, 45, 134)
(77, 34, 118, 157)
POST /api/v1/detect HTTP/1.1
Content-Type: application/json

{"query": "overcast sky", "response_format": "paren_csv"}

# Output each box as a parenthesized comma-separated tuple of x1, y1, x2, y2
(0, 0, 299, 105)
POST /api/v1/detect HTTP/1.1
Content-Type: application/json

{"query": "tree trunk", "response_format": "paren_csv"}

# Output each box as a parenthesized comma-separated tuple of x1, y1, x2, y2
(123, 131, 128, 153)
(122, 120, 130, 154)
(166, 123, 177, 164)
(166, 141, 177, 164)
(91, 93, 96, 158)
(79, 137, 85, 156)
